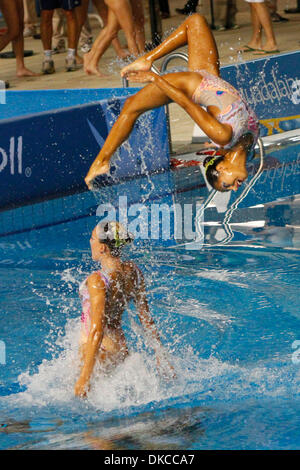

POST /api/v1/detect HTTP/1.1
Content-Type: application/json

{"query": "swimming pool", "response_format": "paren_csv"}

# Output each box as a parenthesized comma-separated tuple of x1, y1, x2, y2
(0, 130, 300, 450)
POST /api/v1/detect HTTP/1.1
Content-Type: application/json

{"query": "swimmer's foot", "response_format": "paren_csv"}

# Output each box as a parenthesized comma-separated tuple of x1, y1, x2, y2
(85, 161, 110, 189)
(121, 56, 152, 78)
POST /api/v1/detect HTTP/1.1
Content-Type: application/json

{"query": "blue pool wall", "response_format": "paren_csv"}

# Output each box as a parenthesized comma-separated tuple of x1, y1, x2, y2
(0, 51, 300, 211)
(0, 88, 169, 210)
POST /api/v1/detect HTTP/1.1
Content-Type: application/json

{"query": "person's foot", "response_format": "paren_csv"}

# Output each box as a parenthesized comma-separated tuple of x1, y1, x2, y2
(227, 23, 240, 30)
(23, 27, 37, 38)
(42, 59, 55, 74)
(253, 48, 280, 55)
(175, 7, 196, 15)
(65, 57, 77, 72)
(121, 57, 152, 78)
(75, 54, 84, 65)
(17, 67, 39, 78)
(215, 25, 226, 31)
(271, 12, 289, 22)
(161, 12, 170, 19)
(117, 48, 130, 60)
(239, 44, 261, 52)
(83, 53, 107, 77)
(85, 161, 110, 189)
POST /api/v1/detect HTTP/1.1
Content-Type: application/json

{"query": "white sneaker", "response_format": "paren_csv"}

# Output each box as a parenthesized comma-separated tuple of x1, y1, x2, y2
(42, 59, 55, 74)
(65, 57, 77, 72)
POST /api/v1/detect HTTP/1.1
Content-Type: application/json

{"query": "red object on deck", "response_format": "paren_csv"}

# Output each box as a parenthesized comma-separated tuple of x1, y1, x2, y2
(171, 149, 223, 169)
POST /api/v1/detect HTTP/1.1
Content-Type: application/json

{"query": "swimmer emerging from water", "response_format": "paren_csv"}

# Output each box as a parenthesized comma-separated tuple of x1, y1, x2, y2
(85, 13, 259, 192)
(74, 221, 174, 398)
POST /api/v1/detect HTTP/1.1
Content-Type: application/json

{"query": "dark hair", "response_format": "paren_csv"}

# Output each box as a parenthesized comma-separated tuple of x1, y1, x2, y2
(97, 222, 133, 258)
(203, 155, 229, 191)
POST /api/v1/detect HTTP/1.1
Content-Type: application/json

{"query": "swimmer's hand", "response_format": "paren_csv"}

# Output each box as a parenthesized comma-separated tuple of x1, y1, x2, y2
(125, 71, 156, 84)
(74, 379, 89, 398)
(121, 57, 152, 78)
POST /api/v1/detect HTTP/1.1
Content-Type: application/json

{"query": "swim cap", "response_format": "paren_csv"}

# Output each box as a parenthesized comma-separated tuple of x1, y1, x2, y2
(96, 221, 134, 248)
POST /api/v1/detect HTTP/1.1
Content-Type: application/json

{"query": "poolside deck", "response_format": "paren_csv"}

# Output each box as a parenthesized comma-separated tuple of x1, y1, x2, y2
(1, 0, 300, 153)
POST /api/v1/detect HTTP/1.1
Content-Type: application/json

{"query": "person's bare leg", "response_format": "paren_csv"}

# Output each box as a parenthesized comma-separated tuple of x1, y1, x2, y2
(41, 9, 54, 50)
(252, 2, 278, 52)
(242, 4, 262, 50)
(121, 13, 219, 77)
(93, 0, 128, 58)
(0, 0, 20, 51)
(74, 0, 89, 64)
(105, 0, 138, 56)
(64, 9, 77, 49)
(84, 8, 119, 76)
(13, 0, 39, 77)
(85, 72, 192, 186)
(130, 0, 145, 53)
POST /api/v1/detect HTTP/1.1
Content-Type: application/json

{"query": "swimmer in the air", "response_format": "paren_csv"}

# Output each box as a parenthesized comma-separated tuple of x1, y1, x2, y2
(85, 13, 259, 192)
(74, 221, 174, 398)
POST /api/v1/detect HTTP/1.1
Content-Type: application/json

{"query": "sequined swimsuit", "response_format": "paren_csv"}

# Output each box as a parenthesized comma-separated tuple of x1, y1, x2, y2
(192, 70, 259, 149)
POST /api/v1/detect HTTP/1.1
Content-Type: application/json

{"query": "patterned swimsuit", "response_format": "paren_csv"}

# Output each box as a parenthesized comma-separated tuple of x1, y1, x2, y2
(192, 70, 259, 149)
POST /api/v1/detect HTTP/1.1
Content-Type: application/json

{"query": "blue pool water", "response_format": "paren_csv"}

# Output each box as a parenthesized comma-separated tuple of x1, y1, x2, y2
(0, 137, 300, 450)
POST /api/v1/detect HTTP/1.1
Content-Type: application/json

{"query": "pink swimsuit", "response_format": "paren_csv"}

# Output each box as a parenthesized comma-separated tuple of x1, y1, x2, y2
(192, 70, 259, 149)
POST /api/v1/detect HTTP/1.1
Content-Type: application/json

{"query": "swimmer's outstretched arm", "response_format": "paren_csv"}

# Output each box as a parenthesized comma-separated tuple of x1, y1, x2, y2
(74, 273, 106, 398)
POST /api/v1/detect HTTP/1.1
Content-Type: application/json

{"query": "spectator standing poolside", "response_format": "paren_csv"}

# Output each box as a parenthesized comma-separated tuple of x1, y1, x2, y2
(39, 0, 81, 74)
(241, 0, 279, 55)
(0, 0, 38, 77)
(23, 0, 40, 37)
(83, 0, 144, 78)
(75, 0, 129, 65)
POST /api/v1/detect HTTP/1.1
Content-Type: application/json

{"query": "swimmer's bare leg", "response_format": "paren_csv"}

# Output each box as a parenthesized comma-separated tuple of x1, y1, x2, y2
(85, 76, 178, 187)
(121, 13, 219, 78)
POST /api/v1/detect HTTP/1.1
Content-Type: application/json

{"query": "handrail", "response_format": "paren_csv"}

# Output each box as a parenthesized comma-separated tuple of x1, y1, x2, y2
(160, 52, 188, 73)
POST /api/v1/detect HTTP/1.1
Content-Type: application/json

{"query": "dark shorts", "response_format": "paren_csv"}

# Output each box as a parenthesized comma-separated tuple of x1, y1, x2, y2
(39, 0, 81, 11)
